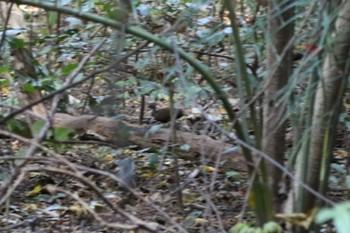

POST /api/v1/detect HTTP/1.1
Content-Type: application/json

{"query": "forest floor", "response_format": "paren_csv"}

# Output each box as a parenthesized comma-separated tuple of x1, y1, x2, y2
(0, 112, 348, 232)
(0, 132, 246, 232)
(0, 5, 348, 231)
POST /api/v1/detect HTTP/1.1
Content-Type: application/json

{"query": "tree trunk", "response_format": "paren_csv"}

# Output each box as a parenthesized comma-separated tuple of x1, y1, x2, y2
(263, 0, 294, 212)
(303, 0, 350, 212)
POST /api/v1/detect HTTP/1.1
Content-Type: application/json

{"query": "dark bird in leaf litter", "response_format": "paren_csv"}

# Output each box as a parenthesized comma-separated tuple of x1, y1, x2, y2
(149, 103, 184, 123)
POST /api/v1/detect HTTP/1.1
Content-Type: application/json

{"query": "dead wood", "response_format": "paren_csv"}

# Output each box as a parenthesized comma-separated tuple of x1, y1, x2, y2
(0, 2, 25, 29)
(53, 113, 247, 171)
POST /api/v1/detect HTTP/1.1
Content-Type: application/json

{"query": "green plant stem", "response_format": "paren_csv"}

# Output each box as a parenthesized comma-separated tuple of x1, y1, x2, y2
(223, 0, 272, 224)
(169, 87, 183, 211)
(294, 68, 318, 213)
(223, 0, 261, 145)
(319, 60, 350, 198)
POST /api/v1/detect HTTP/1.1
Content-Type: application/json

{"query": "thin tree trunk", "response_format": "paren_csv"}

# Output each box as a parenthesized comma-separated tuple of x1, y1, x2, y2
(304, 0, 350, 212)
(263, 0, 294, 212)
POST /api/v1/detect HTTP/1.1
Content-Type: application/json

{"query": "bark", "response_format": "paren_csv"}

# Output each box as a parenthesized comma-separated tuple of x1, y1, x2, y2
(263, 0, 294, 212)
(51, 113, 247, 171)
(0, 2, 25, 29)
(304, 0, 350, 212)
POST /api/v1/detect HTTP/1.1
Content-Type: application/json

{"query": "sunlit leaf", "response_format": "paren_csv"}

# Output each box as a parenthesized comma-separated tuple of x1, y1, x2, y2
(331, 163, 346, 174)
(226, 171, 240, 179)
(180, 144, 191, 151)
(82, 0, 94, 12)
(69, 203, 88, 218)
(64, 17, 83, 27)
(182, 189, 199, 203)
(203, 165, 215, 173)
(228, 223, 251, 233)
(157, 181, 169, 187)
(0, 66, 10, 73)
(196, 17, 214, 26)
(146, 124, 163, 136)
(223, 146, 239, 155)
(263, 221, 283, 233)
(0, 29, 26, 37)
(195, 218, 208, 224)
(26, 185, 43, 197)
(137, 4, 152, 16)
(57, 0, 72, 6)
(142, 172, 157, 179)
(276, 208, 318, 230)
(316, 202, 350, 233)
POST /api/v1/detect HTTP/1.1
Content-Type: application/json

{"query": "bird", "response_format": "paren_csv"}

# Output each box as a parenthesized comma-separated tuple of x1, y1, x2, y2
(149, 103, 184, 123)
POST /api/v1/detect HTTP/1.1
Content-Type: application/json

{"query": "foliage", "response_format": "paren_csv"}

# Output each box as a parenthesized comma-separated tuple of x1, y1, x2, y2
(1, 0, 350, 232)
(228, 221, 283, 233)
(316, 202, 350, 233)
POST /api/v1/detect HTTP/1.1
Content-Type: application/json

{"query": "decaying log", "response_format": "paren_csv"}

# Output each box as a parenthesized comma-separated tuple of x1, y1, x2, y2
(0, 2, 25, 29)
(53, 113, 247, 171)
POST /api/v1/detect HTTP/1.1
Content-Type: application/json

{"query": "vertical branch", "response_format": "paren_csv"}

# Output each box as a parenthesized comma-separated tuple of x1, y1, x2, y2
(263, 0, 294, 212)
(305, 0, 350, 212)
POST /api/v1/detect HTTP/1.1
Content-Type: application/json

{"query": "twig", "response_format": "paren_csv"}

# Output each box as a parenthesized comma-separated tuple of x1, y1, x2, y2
(205, 117, 335, 206)
(25, 165, 159, 232)
(0, 2, 14, 52)
(0, 128, 186, 232)
(45, 185, 152, 231)
(0, 39, 106, 206)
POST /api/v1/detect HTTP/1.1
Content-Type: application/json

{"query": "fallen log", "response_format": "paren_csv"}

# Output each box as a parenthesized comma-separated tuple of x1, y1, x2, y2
(53, 113, 247, 171)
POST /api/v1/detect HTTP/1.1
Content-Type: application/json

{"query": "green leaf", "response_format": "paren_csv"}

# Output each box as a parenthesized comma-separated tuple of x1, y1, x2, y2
(146, 124, 163, 135)
(8, 38, 25, 48)
(0, 78, 10, 88)
(32, 121, 46, 137)
(196, 16, 214, 26)
(39, 45, 54, 55)
(183, 216, 196, 229)
(226, 171, 240, 179)
(148, 153, 159, 170)
(0, 66, 10, 73)
(60, 0, 72, 6)
(15, 147, 28, 165)
(61, 63, 78, 75)
(137, 4, 152, 16)
(22, 83, 37, 93)
(0, 29, 26, 37)
(263, 221, 283, 233)
(6, 119, 31, 137)
(47, 12, 58, 26)
(346, 176, 350, 189)
(316, 202, 350, 233)
(64, 17, 83, 27)
(82, 0, 95, 12)
(54, 127, 74, 141)
(331, 163, 346, 174)
(228, 223, 251, 233)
